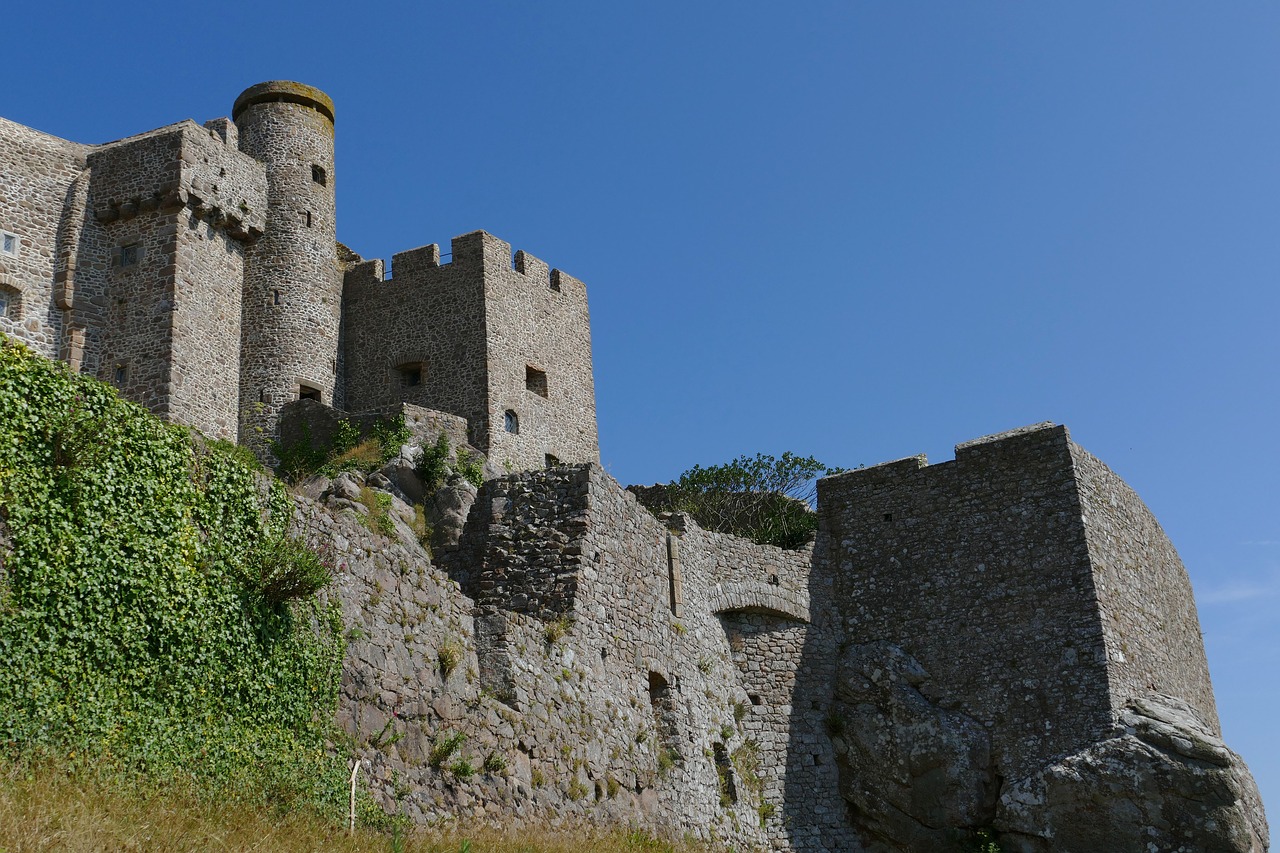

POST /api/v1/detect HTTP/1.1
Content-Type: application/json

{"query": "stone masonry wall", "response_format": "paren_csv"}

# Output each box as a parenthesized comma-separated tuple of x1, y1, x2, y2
(817, 423, 1116, 784)
(236, 92, 341, 452)
(436, 463, 848, 850)
(0, 118, 89, 360)
(480, 236, 597, 472)
(85, 121, 265, 438)
(343, 231, 598, 470)
(1069, 442, 1220, 730)
(343, 234, 492, 450)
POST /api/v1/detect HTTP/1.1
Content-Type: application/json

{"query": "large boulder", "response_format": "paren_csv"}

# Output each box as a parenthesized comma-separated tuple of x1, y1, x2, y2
(997, 694, 1269, 853)
(428, 479, 478, 550)
(830, 642, 996, 852)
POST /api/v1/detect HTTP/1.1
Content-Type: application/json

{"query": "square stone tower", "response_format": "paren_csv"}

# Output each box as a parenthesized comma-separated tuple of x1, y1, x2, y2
(342, 230, 598, 469)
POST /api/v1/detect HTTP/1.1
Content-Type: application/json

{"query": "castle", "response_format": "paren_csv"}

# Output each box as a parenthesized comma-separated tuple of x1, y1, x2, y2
(0, 83, 1269, 851)
(0, 81, 596, 470)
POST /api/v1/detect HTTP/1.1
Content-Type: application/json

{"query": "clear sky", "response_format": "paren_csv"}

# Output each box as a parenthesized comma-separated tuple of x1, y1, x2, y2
(8, 0, 1276, 821)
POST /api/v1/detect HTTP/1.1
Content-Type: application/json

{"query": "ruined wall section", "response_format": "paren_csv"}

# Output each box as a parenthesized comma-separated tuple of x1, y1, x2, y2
(442, 464, 838, 849)
(85, 121, 265, 438)
(0, 118, 90, 358)
(817, 423, 1115, 782)
(342, 233, 491, 449)
(1069, 444, 1220, 730)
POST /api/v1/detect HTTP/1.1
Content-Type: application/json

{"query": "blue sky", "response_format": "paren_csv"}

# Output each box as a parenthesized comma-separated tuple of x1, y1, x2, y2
(9, 1, 1277, 820)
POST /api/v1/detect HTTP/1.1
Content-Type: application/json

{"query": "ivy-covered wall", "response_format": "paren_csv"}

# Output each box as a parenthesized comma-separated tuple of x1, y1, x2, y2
(0, 337, 353, 817)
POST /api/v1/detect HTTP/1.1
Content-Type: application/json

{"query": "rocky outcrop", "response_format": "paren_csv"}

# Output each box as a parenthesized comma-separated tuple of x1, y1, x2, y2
(997, 694, 1268, 853)
(829, 642, 996, 852)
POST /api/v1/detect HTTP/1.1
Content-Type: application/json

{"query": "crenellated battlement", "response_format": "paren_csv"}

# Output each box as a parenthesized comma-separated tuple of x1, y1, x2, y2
(346, 231, 586, 304)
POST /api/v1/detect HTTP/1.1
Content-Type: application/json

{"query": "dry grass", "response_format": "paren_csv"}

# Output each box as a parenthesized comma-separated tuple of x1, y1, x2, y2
(0, 765, 715, 853)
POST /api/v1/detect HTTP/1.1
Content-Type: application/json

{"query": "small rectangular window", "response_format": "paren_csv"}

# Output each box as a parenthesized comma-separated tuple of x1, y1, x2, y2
(0, 290, 9, 318)
(273, 289, 281, 306)
(119, 244, 139, 267)
(298, 384, 321, 402)
(397, 362, 424, 387)
(311, 164, 327, 186)
(114, 364, 127, 385)
(1, 232, 17, 256)
(525, 365, 548, 398)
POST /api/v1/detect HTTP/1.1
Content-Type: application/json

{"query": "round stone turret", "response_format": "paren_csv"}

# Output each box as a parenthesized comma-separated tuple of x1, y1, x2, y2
(233, 81, 342, 456)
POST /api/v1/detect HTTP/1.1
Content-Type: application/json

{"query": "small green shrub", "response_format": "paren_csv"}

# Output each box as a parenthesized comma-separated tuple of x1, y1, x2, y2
(438, 637, 462, 679)
(429, 731, 466, 769)
(482, 751, 507, 773)
(455, 449, 484, 488)
(543, 615, 573, 645)
(416, 433, 453, 494)
(357, 486, 395, 537)
(449, 757, 476, 780)
(243, 534, 335, 604)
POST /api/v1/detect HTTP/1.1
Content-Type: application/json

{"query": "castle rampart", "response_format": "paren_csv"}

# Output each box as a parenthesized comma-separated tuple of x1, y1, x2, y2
(815, 422, 1216, 785)
(343, 230, 597, 469)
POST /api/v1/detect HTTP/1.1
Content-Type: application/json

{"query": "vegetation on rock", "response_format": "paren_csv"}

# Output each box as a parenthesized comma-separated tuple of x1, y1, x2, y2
(0, 337, 355, 822)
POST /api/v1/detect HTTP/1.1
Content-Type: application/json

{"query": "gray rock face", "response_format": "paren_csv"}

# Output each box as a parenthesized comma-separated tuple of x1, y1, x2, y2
(830, 642, 996, 852)
(381, 450, 425, 504)
(998, 694, 1269, 853)
(428, 479, 478, 550)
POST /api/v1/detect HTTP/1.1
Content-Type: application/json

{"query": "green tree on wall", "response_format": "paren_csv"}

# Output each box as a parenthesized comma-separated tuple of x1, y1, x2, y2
(660, 452, 844, 549)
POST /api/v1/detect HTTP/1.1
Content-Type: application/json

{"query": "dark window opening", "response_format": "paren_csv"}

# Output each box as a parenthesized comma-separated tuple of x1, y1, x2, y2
(272, 289, 281, 306)
(298, 384, 321, 402)
(397, 362, 424, 387)
(302, 211, 313, 228)
(713, 742, 737, 804)
(504, 409, 519, 434)
(0, 290, 11, 319)
(647, 672, 682, 768)
(311, 164, 327, 186)
(813, 753, 824, 766)
(883, 512, 893, 522)
(113, 364, 127, 385)
(120, 244, 139, 267)
(525, 365, 548, 398)
(259, 389, 267, 403)
(748, 693, 762, 706)
(545, 453, 561, 468)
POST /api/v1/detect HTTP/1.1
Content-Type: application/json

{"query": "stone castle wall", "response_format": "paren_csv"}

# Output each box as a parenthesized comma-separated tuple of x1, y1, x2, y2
(0, 118, 89, 360)
(342, 234, 493, 449)
(1070, 442, 1219, 729)
(815, 422, 1219, 789)
(343, 230, 598, 468)
(86, 120, 265, 440)
(235, 85, 342, 451)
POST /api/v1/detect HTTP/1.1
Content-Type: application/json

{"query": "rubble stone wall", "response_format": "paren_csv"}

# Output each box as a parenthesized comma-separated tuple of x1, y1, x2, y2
(817, 423, 1116, 783)
(343, 230, 597, 469)
(1069, 443, 1220, 730)
(0, 117, 89, 359)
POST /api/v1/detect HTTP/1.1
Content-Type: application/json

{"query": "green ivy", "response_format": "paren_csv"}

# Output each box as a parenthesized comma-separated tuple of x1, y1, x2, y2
(0, 338, 351, 819)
